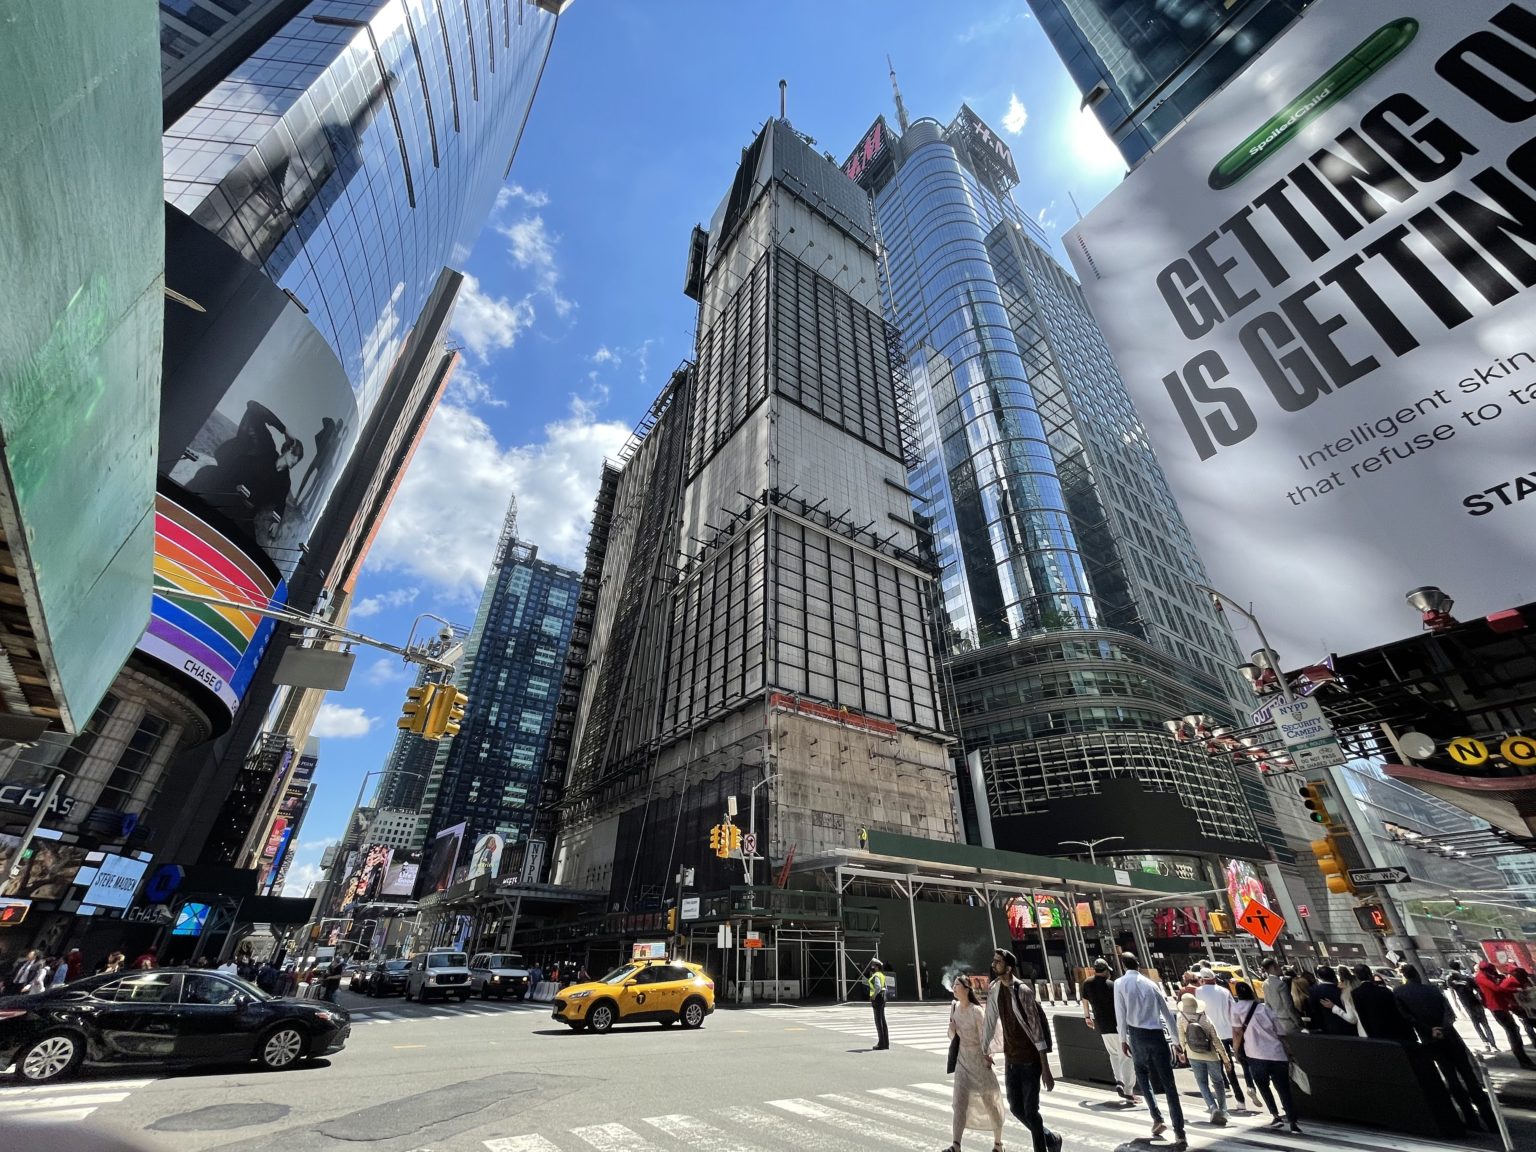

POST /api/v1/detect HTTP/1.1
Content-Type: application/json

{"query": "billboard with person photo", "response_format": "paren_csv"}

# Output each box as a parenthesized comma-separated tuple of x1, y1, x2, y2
(423, 823, 465, 896)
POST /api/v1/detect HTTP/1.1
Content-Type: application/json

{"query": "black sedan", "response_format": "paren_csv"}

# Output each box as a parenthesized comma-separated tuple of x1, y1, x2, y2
(0, 967, 349, 1084)
(364, 959, 410, 997)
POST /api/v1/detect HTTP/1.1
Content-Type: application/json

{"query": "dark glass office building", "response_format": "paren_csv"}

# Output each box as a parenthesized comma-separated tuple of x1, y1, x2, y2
(1028, 0, 1311, 166)
(416, 508, 581, 867)
(846, 109, 1271, 862)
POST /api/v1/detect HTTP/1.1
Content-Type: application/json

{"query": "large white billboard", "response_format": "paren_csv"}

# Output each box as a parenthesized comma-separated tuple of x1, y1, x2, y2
(1067, 0, 1536, 661)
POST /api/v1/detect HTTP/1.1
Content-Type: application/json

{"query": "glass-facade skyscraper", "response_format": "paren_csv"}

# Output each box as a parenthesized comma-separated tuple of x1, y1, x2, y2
(847, 109, 1273, 861)
(1027, 0, 1310, 166)
(163, 0, 566, 419)
(415, 505, 581, 866)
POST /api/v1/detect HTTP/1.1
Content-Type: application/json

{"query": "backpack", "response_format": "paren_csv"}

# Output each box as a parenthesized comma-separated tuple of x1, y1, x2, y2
(1182, 1011, 1215, 1054)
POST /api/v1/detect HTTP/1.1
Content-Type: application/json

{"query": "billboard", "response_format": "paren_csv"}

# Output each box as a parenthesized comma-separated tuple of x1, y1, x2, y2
(1066, 1, 1536, 660)
(468, 833, 505, 881)
(380, 856, 419, 898)
(338, 843, 393, 913)
(0, 835, 90, 902)
(423, 822, 465, 895)
(135, 487, 286, 719)
(159, 208, 359, 579)
(73, 851, 150, 912)
(1225, 858, 1272, 917)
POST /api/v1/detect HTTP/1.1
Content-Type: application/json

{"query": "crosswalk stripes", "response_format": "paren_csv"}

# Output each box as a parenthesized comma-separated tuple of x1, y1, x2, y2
(0, 1077, 152, 1124)
(473, 1080, 1480, 1152)
(351, 1001, 549, 1026)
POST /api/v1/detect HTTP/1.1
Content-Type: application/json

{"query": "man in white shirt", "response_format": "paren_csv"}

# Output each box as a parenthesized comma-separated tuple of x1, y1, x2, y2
(1114, 953, 1186, 1151)
(1195, 969, 1248, 1108)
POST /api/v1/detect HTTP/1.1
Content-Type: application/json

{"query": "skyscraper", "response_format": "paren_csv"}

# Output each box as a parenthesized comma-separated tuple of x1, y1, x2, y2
(554, 117, 956, 908)
(415, 503, 581, 870)
(845, 106, 1272, 864)
(1027, 0, 1311, 166)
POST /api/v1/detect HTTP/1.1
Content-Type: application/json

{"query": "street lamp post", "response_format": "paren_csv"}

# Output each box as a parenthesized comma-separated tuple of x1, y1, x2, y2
(1061, 836, 1126, 971)
(741, 772, 781, 1006)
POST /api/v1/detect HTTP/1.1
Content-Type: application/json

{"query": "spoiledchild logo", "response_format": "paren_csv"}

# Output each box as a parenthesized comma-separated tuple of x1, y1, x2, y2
(1208, 18, 1419, 189)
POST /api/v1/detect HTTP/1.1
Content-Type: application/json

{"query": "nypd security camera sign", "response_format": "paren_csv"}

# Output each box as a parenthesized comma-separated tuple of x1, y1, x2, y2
(1066, 0, 1536, 660)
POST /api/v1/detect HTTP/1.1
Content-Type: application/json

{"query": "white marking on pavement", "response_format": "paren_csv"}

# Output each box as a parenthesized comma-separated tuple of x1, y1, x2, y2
(570, 1121, 670, 1151)
(644, 1113, 772, 1151)
(715, 1105, 869, 1152)
(866, 1087, 950, 1113)
(815, 1090, 944, 1132)
(3, 1093, 139, 1111)
(0, 1078, 152, 1096)
(483, 1137, 564, 1152)
(767, 1098, 933, 1150)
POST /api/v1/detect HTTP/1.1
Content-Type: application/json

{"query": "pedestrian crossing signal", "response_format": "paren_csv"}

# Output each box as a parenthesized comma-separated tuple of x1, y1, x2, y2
(1207, 911, 1231, 934)
(0, 899, 29, 926)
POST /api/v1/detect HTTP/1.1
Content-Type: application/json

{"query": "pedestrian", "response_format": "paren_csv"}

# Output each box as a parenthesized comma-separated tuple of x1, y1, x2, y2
(1195, 968, 1247, 1108)
(1447, 960, 1497, 1052)
(1396, 964, 1496, 1134)
(1079, 958, 1138, 1103)
(1232, 980, 1302, 1133)
(867, 959, 890, 1050)
(48, 954, 69, 988)
(922, 959, 932, 1000)
(65, 949, 84, 983)
(9, 950, 41, 994)
(1260, 959, 1301, 1034)
(1349, 963, 1416, 1043)
(1506, 964, 1536, 1047)
(1290, 968, 1315, 1023)
(134, 951, 157, 970)
(981, 948, 1060, 1152)
(1113, 952, 1186, 1150)
(256, 961, 279, 994)
(943, 973, 1005, 1152)
(577, 965, 590, 983)
(323, 957, 345, 1002)
(1176, 993, 1231, 1126)
(1304, 966, 1355, 1035)
(97, 951, 125, 975)
(1480, 960, 1536, 1068)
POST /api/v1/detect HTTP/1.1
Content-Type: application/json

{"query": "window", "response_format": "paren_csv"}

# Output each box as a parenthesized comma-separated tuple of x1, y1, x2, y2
(98, 713, 171, 812)
(57, 694, 119, 775)
(94, 972, 177, 1003)
(182, 974, 244, 1005)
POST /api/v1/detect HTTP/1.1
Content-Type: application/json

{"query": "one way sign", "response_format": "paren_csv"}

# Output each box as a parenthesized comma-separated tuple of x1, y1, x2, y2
(1348, 866, 1410, 885)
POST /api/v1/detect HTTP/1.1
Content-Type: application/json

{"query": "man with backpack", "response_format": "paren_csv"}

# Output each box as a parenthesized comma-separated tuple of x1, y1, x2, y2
(1177, 993, 1232, 1125)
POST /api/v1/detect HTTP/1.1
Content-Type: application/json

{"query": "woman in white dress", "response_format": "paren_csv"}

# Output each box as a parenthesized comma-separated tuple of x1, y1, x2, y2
(944, 974, 1006, 1152)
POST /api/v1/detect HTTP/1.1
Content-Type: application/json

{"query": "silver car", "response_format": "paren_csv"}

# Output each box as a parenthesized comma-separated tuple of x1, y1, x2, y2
(404, 950, 470, 1002)
(468, 952, 531, 1000)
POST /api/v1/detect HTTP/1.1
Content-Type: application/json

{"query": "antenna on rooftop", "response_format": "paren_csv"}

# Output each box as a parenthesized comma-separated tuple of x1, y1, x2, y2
(779, 78, 787, 121)
(888, 55, 910, 134)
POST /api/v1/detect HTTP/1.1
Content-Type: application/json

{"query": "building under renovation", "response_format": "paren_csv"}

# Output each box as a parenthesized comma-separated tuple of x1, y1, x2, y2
(552, 115, 959, 927)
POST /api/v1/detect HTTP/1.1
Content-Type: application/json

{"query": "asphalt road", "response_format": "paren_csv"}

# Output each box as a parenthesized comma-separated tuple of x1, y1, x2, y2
(3, 995, 1531, 1152)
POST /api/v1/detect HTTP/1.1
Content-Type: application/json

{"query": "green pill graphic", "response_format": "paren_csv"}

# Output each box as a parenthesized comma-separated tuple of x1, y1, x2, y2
(1208, 17, 1418, 191)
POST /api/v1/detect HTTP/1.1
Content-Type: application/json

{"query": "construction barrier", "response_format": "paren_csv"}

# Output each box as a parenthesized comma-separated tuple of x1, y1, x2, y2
(530, 981, 558, 1002)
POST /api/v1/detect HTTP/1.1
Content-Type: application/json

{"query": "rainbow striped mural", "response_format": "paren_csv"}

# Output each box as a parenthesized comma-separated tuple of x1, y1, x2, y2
(135, 491, 286, 717)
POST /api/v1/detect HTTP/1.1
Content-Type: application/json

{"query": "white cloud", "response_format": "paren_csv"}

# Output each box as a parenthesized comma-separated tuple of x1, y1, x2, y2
(499, 215, 574, 318)
(352, 586, 419, 618)
(591, 345, 618, 365)
(497, 183, 550, 209)
(957, 9, 1024, 43)
(277, 837, 337, 897)
(311, 703, 376, 738)
(1003, 93, 1028, 135)
(367, 402, 631, 594)
(451, 274, 536, 361)
(445, 361, 506, 408)
(365, 657, 411, 687)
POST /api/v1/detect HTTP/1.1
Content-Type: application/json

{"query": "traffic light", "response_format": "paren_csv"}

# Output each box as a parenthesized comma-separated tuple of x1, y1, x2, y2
(1207, 911, 1231, 934)
(1312, 836, 1353, 895)
(667, 907, 677, 931)
(399, 685, 437, 735)
(727, 825, 742, 853)
(425, 688, 468, 740)
(1298, 781, 1330, 825)
(709, 825, 726, 858)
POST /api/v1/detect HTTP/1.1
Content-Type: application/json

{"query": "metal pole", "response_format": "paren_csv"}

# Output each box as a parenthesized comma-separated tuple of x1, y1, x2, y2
(983, 883, 997, 949)
(6, 773, 64, 880)
(1196, 584, 1295, 705)
(1031, 888, 1051, 991)
(906, 879, 923, 1002)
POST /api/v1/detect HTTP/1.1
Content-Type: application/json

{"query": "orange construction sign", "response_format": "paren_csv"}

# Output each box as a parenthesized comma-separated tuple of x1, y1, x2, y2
(1236, 899, 1285, 948)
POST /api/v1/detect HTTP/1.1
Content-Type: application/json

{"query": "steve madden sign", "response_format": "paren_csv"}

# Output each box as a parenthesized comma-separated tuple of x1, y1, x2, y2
(0, 783, 82, 822)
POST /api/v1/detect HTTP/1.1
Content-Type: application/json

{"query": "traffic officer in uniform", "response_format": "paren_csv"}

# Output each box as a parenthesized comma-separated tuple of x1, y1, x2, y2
(869, 959, 890, 1050)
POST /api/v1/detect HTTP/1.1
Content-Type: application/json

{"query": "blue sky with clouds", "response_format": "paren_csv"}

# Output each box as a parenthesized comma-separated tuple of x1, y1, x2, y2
(283, 0, 1131, 895)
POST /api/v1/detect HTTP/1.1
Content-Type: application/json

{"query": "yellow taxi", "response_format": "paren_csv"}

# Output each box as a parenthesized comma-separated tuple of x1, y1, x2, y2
(552, 958, 715, 1033)
(1207, 962, 1266, 1000)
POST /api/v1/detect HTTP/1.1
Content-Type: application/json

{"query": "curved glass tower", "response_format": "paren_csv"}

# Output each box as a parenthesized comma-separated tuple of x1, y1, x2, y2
(875, 119, 1095, 649)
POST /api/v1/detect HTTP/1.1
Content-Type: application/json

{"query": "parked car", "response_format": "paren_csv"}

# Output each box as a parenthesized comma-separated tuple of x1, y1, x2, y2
(552, 959, 714, 1033)
(0, 968, 348, 1084)
(365, 959, 411, 997)
(469, 953, 531, 1001)
(405, 950, 470, 1002)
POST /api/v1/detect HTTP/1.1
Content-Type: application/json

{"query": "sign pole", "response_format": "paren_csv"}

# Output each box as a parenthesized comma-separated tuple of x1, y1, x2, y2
(5, 773, 63, 881)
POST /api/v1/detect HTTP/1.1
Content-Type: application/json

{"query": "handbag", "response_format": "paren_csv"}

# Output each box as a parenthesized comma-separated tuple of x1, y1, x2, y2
(947, 1003, 960, 1074)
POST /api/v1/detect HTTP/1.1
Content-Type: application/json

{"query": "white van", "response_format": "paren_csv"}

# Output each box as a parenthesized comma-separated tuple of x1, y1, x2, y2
(405, 949, 471, 1002)
(468, 952, 531, 1000)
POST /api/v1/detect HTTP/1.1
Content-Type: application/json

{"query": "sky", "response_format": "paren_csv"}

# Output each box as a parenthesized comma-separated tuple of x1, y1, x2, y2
(281, 0, 1130, 896)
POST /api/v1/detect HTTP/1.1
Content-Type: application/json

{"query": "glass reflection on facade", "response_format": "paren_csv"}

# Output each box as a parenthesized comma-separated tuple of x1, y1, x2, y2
(416, 524, 580, 858)
(163, 0, 561, 418)
(1028, 0, 1310, 165)
(853, 109, 1269, 853)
